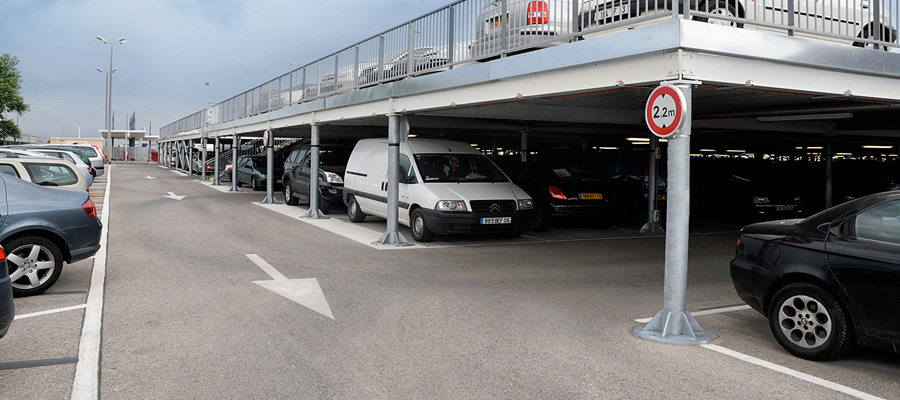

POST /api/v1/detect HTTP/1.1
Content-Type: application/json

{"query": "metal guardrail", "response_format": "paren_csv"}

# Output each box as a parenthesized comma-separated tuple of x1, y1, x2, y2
(160, 0, 898, 139)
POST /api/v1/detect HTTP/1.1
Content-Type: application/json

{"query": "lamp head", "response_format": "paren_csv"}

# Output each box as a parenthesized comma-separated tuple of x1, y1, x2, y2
(96, 36, 108, 43)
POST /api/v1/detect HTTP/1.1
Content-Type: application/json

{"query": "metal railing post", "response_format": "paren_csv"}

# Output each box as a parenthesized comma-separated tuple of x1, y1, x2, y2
(448, 6, 456, 67)
(500, 0, 509, 54)
(788, 0, 795, 36)
(353, 45, 360, 89)
(407, 21, 416, 77)
(377, 35, 386, 83)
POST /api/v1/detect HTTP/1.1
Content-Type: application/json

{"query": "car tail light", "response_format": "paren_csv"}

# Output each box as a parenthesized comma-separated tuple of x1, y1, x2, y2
(547, 185, 566, 200)
(0, 245, 5, 261)
(82, 198, 97, 219)
(527, 1, 549, 25)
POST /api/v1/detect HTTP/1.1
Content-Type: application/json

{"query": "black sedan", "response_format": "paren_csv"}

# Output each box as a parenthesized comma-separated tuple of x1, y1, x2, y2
(731, 190, 900, 360)
(511, 162, 619, 231)
(1, 174, 102, 296)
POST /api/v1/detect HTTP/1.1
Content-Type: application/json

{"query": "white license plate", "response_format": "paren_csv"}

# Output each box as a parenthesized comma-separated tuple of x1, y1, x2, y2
(776, 205, 795, 211)
(595, 4, 630, 21)
(481, 217, 512, 225)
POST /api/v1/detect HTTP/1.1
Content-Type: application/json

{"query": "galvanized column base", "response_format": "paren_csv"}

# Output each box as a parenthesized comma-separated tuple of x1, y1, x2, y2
(372, 232, 412, 247)
(259, 195, 279, 205)
(304, 208, 329, 219)
(228, 185, 241, 193)
(639, 222, 665, 234)
(633, 310, 716, 345)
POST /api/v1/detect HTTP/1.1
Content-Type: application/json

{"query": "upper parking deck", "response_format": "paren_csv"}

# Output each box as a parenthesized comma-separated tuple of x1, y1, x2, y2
(160, 0, 900, 145)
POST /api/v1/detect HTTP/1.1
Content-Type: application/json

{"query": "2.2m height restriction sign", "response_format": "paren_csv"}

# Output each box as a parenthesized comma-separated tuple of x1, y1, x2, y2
(645, 85, 686, 138)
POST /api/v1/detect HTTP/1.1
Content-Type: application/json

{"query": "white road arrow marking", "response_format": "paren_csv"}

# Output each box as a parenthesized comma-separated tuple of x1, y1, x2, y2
(164, 192, 186, 200)
(144, 175, 157, 179)
(246, 254, 334, 319)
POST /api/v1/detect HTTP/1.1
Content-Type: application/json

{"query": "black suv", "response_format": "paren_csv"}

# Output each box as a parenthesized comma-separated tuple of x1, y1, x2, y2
(282, 139, 354, 214)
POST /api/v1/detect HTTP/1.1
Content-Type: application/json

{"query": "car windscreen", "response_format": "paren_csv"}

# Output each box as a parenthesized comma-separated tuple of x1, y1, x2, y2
(59, 146, 98, 158)
(319, 147, 352, 166)
(414, 154, 508, 183)
(22, 163, 79, 187)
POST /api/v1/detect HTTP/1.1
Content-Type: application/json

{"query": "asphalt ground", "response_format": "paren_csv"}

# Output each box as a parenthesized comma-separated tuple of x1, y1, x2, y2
(2, 163, 899, 399)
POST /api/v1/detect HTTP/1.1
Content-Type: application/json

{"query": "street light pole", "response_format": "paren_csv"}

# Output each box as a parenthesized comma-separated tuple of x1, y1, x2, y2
(97, 36, 126, 160)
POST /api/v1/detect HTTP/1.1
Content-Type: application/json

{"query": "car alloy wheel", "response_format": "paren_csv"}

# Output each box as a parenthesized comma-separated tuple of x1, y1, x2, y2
(694, 0, 743, 28)
(4, 236, 64, 297)
(768, 283, 854, 360)
(283, 182, 299, 205)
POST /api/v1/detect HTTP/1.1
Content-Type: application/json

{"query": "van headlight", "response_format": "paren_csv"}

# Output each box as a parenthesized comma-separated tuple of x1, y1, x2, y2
(753, 197, 770, 204)
(323, 171, 343, 184)
(436, 201, 467, 211)
(517, 199, 534, 209)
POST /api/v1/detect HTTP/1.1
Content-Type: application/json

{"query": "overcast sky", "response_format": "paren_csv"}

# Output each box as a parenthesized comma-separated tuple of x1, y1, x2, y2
(2, 0, 451, 140)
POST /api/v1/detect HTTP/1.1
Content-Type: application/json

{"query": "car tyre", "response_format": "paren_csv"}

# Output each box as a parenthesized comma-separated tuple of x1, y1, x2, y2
(532, 206, 552, 232)
(283, 181, 299, 205)
(853, 24, 891, 50)
(347, 195, 366, 223)
(317, 196, 332, 215)
(251, 177, 261, 191)
(768, 283, 855, 360)
(5, 236, 64, 297)
(694, 0, 743, 28)
(410, 208, 435, 242)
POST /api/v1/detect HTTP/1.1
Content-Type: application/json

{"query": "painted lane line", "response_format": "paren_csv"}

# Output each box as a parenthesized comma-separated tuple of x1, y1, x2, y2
(246, 253, 288, 281)
(702, 344, 884, 400)
(635, 304, 752, 323)
(164, 192, 186, 200)
(14, 304, 87, 320)
(71, 164, 112, 400)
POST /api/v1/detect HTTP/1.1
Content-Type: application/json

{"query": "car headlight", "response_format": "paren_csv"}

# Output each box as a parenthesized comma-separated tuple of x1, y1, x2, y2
(793, 196, 803, 203)
(323, 172, 343, 184)
(517, 199, 534, 210)
(753, 197, 770, 204)
(436, 200, 467, 211)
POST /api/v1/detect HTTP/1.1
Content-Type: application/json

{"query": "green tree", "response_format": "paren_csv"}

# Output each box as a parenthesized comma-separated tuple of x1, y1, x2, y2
(0, 53, 29, 140)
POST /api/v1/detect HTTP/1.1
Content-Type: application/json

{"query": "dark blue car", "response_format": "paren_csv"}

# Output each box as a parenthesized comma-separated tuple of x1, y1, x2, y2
(0, 174, 102, 297)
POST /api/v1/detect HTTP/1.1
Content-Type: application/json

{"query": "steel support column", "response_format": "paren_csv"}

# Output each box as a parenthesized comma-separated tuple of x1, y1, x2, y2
(520, 130, 528, 163)
(260, 129, 278, 204)
(229, 134, 241, 192)
(201, 136, 208, 182)
(824, 135, 834, 208)
(373, 114, 412, 246)
(188, 140, 194, 176)
(634, 82, 715, 345)
(640, 136, 665, 234)
(213, 136, 221, 186)
(305, 123, 327, 218)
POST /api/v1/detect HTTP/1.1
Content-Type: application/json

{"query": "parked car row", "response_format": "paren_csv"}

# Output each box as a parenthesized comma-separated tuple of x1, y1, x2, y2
(4, 143, 106, 177)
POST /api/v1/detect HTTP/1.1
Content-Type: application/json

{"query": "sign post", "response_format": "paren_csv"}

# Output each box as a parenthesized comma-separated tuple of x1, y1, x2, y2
(634, 81, 715, 345)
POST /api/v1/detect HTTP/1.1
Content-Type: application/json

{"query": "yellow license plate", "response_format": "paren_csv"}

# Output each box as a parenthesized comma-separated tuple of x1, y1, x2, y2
(490, 17, 503, 29)
(580, 193, 603, 200)
(657, 194, 667, 201)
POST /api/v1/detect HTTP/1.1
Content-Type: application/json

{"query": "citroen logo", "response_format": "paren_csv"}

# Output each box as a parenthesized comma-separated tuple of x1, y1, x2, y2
(489, 203, 502, 213)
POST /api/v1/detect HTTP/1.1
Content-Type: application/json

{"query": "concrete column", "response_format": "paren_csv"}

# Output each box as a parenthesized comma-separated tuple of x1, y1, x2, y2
(373, 114, 411, 246)
(634, 82, 714, 345)
(305, 123, 327, 218)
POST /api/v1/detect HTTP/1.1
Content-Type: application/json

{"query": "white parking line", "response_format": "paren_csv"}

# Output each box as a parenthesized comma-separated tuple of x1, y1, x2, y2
(14, 304, 87, 320)
(71, 164, 112, 400)
(702, 344, 884, 400)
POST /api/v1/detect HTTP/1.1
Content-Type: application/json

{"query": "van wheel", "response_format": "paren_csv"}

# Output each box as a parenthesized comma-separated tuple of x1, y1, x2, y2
(410, 208, 435, 242)
(347, 196, 366, 222)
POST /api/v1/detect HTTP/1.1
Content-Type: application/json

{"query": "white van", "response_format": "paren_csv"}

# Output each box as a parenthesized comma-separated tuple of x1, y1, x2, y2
(343, 138, 535, 242)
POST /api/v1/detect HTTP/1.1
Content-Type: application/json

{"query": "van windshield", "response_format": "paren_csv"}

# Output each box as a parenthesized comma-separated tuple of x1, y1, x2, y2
(414, 154, 508, 183)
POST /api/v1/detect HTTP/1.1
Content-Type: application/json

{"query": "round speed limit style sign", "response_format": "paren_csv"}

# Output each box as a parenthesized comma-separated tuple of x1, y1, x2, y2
(645, 85, 686, 138)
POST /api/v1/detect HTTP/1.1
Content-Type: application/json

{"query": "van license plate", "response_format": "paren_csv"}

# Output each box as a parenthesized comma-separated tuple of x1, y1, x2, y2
(579, 193, 603, 200)
(481, 217, 512, 225)
(776, 205, 794, 211)
(595, 4, 630, 21)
